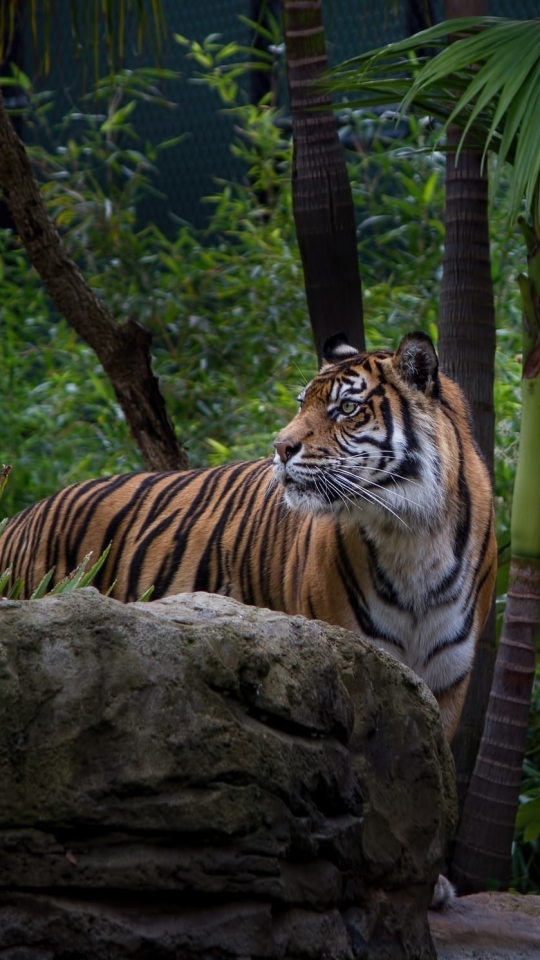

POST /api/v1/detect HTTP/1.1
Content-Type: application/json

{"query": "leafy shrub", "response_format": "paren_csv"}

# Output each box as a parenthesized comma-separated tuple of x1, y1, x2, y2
(1, 54, 524, 520)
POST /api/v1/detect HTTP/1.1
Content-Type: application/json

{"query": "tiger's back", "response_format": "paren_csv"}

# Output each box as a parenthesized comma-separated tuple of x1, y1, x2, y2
(2, 461, 386, 624)
(0, 332, 496, 741)
(1, 462, 304, 607)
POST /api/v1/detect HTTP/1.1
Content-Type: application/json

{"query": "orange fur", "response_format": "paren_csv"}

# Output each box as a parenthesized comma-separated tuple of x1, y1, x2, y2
(0, 334, 496, 741)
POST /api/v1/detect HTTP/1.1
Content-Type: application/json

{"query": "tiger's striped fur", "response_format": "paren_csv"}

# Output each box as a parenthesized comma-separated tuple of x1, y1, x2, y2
(0, 332, 496, 741)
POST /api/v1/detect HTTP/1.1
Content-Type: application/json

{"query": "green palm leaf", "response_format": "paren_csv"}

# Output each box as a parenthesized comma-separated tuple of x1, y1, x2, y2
(328, 16, 540, 229)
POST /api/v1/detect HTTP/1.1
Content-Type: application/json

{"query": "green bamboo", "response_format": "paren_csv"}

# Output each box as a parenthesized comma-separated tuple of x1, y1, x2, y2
(512, 228, 540, 559)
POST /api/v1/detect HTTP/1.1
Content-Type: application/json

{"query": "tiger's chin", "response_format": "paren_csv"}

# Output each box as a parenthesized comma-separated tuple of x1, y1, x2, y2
(281, 483, 333, 515)
(274, 463, 359, 517)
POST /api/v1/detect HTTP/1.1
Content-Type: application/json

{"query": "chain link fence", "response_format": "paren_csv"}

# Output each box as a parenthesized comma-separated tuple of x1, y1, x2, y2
(26, 1, 540, 232)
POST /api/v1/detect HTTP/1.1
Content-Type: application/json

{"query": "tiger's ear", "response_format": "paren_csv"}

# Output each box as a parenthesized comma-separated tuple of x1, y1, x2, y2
(321, 333, 361, 369)
(393, 332, 439, 394)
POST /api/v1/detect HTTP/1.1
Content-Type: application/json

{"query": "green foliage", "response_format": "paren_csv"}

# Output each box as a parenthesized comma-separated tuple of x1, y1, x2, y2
(329, 17, 540, 231)
(0, 42, 536, 887)
(0, 60, 524, 523)
(517, 793, 540, 845)
(0, 542, 150, 602)
(0, 231, 140, 517)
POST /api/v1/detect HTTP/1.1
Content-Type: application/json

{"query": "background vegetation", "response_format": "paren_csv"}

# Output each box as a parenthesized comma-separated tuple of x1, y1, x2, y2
(0, 42, 536, 889)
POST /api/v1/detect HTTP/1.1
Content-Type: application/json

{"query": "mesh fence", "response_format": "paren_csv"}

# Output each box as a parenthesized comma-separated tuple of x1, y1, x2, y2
(25, 0, 540, 232)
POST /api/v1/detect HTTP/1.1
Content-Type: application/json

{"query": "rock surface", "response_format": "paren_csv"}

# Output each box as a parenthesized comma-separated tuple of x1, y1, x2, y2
(429, 892, 540, 959)
(0, 589, 456, 959)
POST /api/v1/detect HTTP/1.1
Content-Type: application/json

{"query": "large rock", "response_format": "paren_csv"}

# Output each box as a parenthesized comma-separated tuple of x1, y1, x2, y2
(0, 589, 456, 959)
(430, 892, 540, 959)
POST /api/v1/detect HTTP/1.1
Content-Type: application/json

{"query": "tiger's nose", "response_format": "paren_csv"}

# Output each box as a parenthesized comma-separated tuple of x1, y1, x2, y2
(274, 439, 301, 464)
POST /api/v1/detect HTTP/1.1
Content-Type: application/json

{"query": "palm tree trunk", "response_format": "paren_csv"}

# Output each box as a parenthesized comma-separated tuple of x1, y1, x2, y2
(439, 0, 497, 832)
(452, 558, 539, 892)
(438, 125, 495, 476)
(452, 219, 540, 892)
(281, 0, 364, 360)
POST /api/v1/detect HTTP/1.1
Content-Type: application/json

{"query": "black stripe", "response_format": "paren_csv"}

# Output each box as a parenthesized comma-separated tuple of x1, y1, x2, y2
(145, 470, 205, 524)
(55, 477, 134, 587)
(379, 394, 393, 444)
(363, 533, 413, 612)
(194, 461, 269, 597)
(461, 513, 495, 611)
(374, 359, 388, 381)
(423, 605, 475, 667)
(86, 474, 171, 594)
(398, 392, 420, 453)
(252, 470, 288, 609)
(334, 524, 405, 650)
(126, 466, 233, 599)
(157, 463, 250, 598)
(431, 668, 470, 696)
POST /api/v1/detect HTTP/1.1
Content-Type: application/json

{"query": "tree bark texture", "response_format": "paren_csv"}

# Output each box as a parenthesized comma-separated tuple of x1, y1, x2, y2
(452, 559, 540, 893)
(450, 605, 496, 819)
(282, 0, 364, 361)
(0, 89, 188, 472)
(439, 125, 495, 478)
(440, 0, 497, 841)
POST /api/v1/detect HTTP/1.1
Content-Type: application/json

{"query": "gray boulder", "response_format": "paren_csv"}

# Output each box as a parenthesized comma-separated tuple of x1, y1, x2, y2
(0, 589, 456, 959)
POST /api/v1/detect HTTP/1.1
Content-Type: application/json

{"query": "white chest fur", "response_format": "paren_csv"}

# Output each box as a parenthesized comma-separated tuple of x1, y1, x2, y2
(347, 508, 476, 697)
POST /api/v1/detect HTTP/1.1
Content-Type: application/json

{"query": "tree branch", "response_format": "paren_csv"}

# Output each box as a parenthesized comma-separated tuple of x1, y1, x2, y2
(0, 88, 188, 472)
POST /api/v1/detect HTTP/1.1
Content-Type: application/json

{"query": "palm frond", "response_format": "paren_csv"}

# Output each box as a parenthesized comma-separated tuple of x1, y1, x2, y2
(328, 17, 540, 228)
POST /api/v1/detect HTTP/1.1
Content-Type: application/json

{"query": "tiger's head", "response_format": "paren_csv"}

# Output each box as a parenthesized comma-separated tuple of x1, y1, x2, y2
(273, 331, 445, 523)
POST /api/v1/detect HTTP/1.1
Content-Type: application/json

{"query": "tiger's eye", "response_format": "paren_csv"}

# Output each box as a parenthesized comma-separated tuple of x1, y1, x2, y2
(340, 400, 358, 415)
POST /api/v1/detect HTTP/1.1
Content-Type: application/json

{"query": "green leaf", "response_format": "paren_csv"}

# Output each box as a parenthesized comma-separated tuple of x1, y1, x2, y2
(100, 99, 137, 133)
(48, 554, 93, 595)
(0, 565, 13, 596)
(328, 17, 540, 229)
(30, 567, 56, 599)
(0, 464, 12, 502)
(137, 584, 155, 602)
(78, 543, 112, 587)
(7, 578, 23, 600)
(155, 135, 188, 153)
(422, 172, 438, 205)
(516, 796, 540, 843)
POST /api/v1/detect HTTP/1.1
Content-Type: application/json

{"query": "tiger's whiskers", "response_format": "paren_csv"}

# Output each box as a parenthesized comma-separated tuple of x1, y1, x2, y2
(332, 466, 421, 510)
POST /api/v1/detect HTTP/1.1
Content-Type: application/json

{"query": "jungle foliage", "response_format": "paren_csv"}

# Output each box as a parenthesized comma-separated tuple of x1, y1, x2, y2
(0, 40, 537, 890)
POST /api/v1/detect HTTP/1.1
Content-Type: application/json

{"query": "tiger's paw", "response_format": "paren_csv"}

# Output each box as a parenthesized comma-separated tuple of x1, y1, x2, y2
(429, 874, 456, 911)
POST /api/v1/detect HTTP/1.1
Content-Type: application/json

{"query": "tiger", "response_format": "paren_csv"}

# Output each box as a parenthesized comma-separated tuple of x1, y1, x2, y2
(0, 330, 496, 745)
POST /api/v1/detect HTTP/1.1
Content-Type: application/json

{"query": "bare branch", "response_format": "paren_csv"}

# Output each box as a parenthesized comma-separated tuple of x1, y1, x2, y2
(0, 89, 188, 472)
